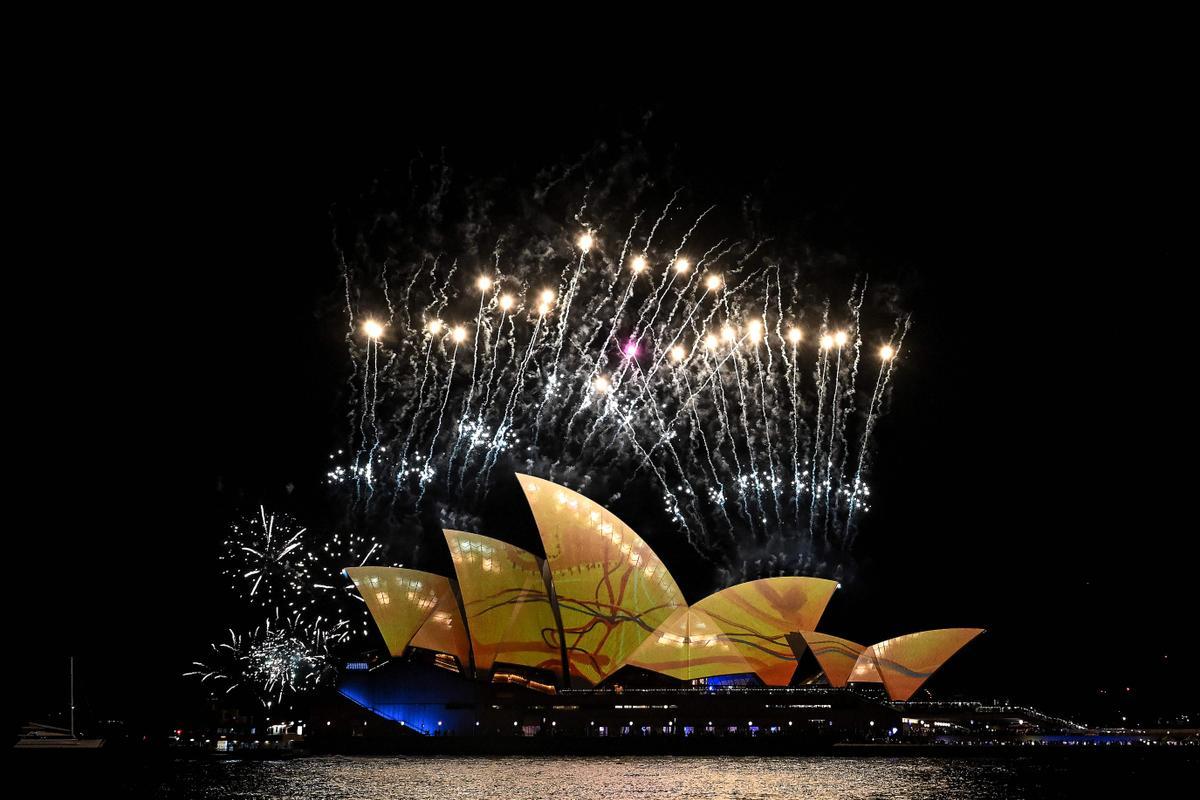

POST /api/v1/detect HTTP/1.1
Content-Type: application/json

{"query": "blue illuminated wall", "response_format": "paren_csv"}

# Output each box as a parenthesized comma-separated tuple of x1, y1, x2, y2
(701, 672, 760, 688)
(338, 660, 480, 736)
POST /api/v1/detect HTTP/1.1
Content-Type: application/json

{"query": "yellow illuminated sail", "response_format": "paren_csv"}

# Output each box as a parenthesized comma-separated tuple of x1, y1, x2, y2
(868, 628, 985, 701)
(795, 630, 866, 688)
(625, 607, 756, 681)
(443, 529, 562, 676)
(408, 576, 472, 668)
(694, 577, 838, 685)
(344, 567, 444, 657)
(516, 474, 686, 685)
(850, 649, 884, 684)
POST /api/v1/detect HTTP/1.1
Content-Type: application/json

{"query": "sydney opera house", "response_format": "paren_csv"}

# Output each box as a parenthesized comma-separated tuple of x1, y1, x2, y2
(325, 474, 983, 742)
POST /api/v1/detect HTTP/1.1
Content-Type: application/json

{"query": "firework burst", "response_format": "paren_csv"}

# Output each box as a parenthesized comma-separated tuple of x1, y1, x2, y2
(220, 505, 393, 636)
(329, 151, 910, 581)
(219, 506, 313, 609)
(185, 611, 343, 707)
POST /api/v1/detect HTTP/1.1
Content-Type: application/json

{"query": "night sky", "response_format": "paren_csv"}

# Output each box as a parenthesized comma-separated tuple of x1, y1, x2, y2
(14, 89, 1193, 735)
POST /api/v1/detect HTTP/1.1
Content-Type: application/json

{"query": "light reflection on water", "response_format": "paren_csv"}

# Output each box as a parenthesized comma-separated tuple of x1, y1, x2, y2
(145, 753, 1183, 799)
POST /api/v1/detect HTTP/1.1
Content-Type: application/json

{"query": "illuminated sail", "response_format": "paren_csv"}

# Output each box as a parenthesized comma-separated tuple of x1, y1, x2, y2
(795, 630, 866, 688)
(344, 567, 443, 657)
(850, 649, 884, 684)
(694, 577, 838, 685)
(868, 628, 985, 701)
(625, 607, 756, 680)
(516, 474, 686, 685)
(408, 576, 472, 669)
(443, 529, 562, 676)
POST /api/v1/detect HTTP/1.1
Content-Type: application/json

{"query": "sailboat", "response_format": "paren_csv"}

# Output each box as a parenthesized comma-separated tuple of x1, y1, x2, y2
(13, 658, 105, 750)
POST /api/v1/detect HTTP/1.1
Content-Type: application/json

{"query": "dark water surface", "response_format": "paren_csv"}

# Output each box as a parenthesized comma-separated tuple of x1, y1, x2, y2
(13, 752, 1197, 798)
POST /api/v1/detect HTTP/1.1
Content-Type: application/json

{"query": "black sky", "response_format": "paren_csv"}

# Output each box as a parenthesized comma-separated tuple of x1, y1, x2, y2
(13, 77, 1194, 733)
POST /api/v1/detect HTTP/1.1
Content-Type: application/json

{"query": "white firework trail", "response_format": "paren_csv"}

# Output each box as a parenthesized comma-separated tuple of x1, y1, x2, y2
(417, 335, 463, 505)
(455, 302, 513, 492)
(786, 330, 805, 527)
(822, 337, 844, 541)
(564, 217, 641, 441)
(809, 322, 830, 533)
(446, 286, 490, 480)
(846, 316, 910, 545)
(395, 329, 437, 482)
(477, 312, 546, 494)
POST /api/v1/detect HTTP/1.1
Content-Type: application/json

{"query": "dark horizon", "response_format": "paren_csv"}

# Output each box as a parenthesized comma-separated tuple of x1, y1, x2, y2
(13, 92, 1194, 738)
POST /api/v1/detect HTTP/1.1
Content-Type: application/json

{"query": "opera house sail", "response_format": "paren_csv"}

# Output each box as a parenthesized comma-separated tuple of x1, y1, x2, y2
(443, 529, 562, 677)
(693, 577, 837, 686)
(516, 474, 687, 685)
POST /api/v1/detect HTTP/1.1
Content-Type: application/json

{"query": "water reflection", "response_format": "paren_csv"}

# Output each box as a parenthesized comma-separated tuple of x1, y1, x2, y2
(145, 753, 1184, 799)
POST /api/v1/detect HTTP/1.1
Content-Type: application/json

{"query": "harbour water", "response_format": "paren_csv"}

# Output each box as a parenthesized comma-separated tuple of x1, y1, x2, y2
(18, 751, 1195, 798)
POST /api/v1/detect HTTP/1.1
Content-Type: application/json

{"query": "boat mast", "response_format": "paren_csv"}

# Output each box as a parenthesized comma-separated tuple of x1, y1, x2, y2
(70, 656, 75, 738)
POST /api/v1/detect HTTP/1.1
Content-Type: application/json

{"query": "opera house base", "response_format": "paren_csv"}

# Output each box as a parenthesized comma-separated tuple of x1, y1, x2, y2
(305, 656, 904, 754)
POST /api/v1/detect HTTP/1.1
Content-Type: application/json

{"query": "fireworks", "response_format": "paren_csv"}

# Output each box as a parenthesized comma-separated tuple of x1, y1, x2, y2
(185, 612, 343, 707)
(327, 155, 909, 581)
(310, 526, 392, 641)
(219, 507, 312, 609)
(220, 506, 388, 637)
(362, 319, 384, 340)
(748, 318, 764, 344)
(199, 513, 391, 703)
